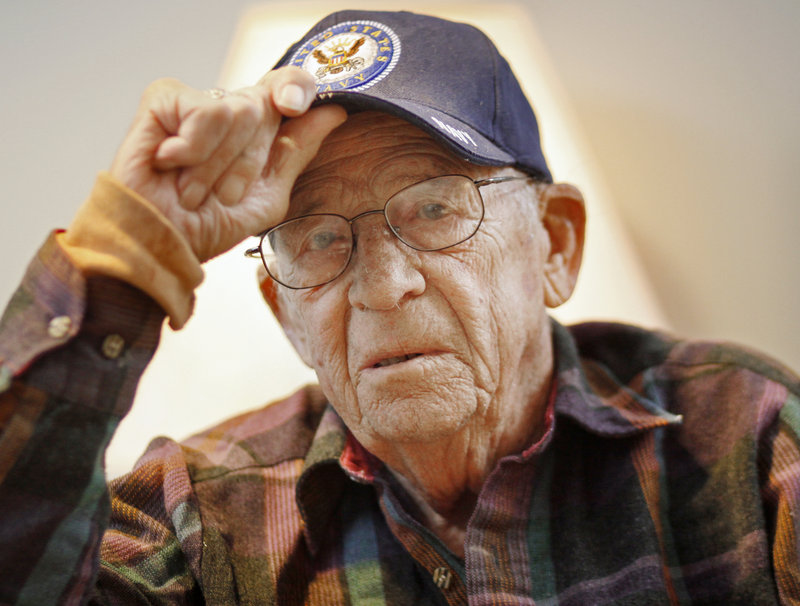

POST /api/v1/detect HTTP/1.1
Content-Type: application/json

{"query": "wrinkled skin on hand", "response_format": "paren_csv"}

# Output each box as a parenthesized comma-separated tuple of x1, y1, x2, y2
(110, 67, 346, 262)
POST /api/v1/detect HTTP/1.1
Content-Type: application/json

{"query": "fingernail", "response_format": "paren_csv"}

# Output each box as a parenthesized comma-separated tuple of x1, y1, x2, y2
(277, 83, 308, 112)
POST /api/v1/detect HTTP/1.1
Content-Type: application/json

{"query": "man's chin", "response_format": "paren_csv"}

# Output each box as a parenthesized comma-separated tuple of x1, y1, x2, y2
(357, 394, 477, 448)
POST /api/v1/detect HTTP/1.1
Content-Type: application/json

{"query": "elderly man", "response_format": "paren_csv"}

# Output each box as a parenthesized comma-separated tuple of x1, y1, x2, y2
(1, 10, 798, 605)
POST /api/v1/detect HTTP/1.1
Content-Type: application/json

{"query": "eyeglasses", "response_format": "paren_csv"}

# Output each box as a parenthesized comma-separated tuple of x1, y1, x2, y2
(245, 174, 531, 289)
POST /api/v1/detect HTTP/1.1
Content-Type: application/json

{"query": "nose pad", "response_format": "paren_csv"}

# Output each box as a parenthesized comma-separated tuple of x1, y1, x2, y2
(351, 213, 394, 247)
(347, 216, 425, 310)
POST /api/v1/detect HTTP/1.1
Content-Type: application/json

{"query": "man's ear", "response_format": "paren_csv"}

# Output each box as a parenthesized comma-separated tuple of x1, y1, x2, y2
(258, 267, 314, 367)
(539, 183, 586, 308)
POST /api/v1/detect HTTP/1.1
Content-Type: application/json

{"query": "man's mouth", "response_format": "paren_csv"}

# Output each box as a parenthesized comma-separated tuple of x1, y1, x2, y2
(373, 353, 423, 368)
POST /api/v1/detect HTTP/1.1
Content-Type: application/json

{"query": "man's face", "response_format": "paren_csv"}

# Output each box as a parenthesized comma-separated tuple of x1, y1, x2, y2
(271, 112, 565, 457)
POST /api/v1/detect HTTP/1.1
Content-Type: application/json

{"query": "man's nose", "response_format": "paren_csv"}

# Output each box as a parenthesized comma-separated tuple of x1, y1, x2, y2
(346, 218, 425, 311)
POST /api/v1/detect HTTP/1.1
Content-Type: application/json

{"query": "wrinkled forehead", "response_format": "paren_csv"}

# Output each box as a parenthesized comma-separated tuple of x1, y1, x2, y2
(290, 111, 482, 215)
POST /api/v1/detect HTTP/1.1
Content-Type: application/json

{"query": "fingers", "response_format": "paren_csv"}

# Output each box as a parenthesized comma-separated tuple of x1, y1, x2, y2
(180, 93, 265, 208)
(209, 92, 283, 206)
(232, 103, 346, 234)
(261, 103, 347, 205)
(210, 69, 320, 206)
(154, 67, 321, 210)
(221, 69, 321, 202)
(151, 91, 263, 209)
(152, 97, 234, 170)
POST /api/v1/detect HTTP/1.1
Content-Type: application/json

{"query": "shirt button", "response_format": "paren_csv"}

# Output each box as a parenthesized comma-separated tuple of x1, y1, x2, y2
(47, 315, 72, 339)
(101, 334, 126, 359)
(432, 567, 452, 589)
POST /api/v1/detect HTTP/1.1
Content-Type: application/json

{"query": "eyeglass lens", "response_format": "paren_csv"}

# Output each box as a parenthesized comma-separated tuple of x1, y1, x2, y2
(262, 175, 485, 289)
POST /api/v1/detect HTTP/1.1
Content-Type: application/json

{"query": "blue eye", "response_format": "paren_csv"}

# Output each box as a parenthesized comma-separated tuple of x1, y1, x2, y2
(309, 231, 340, 250)
(419, 203, 448, 220)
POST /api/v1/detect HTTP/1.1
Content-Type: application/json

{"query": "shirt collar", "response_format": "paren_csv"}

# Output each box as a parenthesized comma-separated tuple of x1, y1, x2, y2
(551, 320, 684, 436)
(295, 403, 388, 553)
(295, 403, 348, 554)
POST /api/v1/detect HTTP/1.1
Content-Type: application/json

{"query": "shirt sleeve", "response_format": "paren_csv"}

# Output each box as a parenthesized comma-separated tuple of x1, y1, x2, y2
(59, 172, 204, 330)
(759, 386, 800, 604)
(0, 227, 200, 602)
(91, 436, 205, 604)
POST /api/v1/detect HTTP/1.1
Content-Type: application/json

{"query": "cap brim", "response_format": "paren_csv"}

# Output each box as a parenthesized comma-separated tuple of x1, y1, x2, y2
(313, 91, 516, 169)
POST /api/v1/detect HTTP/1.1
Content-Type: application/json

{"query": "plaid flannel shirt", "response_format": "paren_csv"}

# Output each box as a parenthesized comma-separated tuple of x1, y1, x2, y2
(1, 235, 799, 605)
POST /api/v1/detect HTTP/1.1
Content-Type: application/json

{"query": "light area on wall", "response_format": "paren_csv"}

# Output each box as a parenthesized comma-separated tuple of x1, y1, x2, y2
(104, 1, 669, 478)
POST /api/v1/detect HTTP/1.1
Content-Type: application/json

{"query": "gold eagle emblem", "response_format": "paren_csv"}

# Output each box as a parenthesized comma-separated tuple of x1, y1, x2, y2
(312, 37, 367, 77)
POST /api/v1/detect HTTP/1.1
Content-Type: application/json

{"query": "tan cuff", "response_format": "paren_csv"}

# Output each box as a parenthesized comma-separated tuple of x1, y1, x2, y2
(59, 172, 204, 329)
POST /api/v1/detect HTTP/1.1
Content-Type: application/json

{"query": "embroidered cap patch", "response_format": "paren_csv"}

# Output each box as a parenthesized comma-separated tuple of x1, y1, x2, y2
(289, 20, 401, 93)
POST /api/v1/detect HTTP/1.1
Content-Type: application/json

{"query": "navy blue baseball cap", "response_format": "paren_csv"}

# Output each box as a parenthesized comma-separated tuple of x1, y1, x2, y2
(274, 10, 553, 183)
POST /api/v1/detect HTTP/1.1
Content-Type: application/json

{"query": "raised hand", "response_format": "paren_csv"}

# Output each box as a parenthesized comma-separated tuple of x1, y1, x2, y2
(109, 66, 346, 262)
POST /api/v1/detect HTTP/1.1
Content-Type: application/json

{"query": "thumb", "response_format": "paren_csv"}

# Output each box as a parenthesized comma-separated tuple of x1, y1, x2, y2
(265, 104, 347, 186)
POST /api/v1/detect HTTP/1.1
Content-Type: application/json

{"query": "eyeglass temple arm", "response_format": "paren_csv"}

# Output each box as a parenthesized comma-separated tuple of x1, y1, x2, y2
(474, 175, 532, 187)
(245, 229, 271, 258)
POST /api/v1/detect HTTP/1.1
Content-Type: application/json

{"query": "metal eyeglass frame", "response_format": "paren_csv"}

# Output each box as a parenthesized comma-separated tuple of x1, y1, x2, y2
(244, 174, 532, 289)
